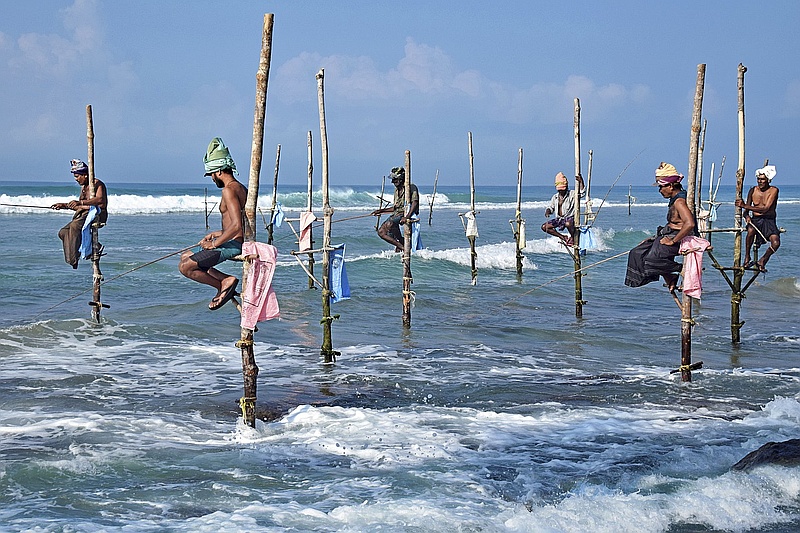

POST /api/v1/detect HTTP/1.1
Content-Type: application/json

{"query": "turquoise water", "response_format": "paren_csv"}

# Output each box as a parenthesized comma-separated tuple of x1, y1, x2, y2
(1, 181, 799, 532)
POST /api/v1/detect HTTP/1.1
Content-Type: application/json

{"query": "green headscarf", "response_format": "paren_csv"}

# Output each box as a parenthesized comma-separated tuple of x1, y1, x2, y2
(203, 137, 237, 175)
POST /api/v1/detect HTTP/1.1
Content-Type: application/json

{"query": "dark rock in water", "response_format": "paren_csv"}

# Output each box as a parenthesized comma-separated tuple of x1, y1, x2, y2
(731, 439, 800, 471)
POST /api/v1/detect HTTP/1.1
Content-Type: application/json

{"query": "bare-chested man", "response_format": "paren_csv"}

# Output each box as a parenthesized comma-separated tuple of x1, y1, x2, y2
(735, 164, 780, 273)
(179, 137, 247, 310)
(625, 162, 696, 292)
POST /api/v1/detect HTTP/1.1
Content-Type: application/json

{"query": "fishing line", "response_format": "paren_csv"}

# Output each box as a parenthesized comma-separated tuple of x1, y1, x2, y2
(33, 243, 199, 319)
(503, 249, 631, 305)
(587, 149, 645, 229)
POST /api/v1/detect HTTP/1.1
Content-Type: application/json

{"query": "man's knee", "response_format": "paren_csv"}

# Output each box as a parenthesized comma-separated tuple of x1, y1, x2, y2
(178, 254, 196, 276)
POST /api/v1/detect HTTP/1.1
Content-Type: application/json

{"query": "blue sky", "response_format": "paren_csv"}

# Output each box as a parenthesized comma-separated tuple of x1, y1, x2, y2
(1, 0, 798, 187)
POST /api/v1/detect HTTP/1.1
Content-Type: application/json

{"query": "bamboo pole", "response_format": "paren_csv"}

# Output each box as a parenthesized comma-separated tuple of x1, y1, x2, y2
(514, 148, 524, 279)
(317, 68, 338, 363)
(402, 150, 413, 328)
(428, 169, 439, 226)
(467, 132, 478, 286)
(627, 184, 633, 216)
(584, 149, 594, 225)
(267, 144, 280, 244)
(306, 130, 315, 289)
(85, 105, 105, 323)
(731, 63, 747, 344)
(697, 119, 707, 209)
(572, 98, 584, 318)
(238, 13, 273, 428)
(679, 63, 705, 383)
(375, 176, 386, 231)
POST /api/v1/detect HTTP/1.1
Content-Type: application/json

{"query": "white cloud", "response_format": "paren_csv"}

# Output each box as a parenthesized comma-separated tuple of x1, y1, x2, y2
(273, 38, 650, 128)
(785, 80, 800, 117)
(9, 0, 105, 78)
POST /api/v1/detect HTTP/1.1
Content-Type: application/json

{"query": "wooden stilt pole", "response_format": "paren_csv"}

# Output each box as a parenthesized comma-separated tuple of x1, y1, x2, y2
(317, 68, 338, 363)
(85, 105, 105, 323)
(306, 131, 315, 289)
(238, 13, 273, 428)
(513, 148, 524, 280)
(572, 98, 584, 318)
(267, 144, 280, 244)
(402, 150, 413, 328)
(375, 176, 386, 231)
(732, 63, 747, 344)
(428, 169, 439, 226)
(627, 184, 633, 216)
(584, 149, 594, 225)
(467, 132, 478, 286)
(697, 119, 707, 209)
(680, 63, 705, 383)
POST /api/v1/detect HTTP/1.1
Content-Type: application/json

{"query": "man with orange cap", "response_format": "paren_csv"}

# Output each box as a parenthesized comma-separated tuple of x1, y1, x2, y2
(625, 162, 696, 292)
(541, 171, 584, 246)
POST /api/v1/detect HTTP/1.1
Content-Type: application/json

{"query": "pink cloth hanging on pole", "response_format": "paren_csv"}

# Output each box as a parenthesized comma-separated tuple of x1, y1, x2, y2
(240, 241, 280, 330)
(298, 211, 316, 251)
(679, 236, 711, 300)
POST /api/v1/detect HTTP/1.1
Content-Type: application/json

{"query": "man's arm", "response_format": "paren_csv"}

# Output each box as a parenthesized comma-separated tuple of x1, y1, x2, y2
(575, 174, 585, 195)
(202, 187, 243, 249)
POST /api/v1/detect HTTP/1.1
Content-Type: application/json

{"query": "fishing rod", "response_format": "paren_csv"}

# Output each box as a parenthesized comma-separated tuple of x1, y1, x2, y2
(0, 203, 54, 209)
(586, 149, 645, 229)
(33, 243, 199, 319)
(503, 249, 631, 305)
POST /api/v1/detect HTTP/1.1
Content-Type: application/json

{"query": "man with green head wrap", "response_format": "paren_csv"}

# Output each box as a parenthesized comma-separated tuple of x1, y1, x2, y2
(179, 137, 248, 310)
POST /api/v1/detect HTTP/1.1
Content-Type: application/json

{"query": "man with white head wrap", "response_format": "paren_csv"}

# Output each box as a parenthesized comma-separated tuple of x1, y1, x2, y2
(735, 164, 780, 273)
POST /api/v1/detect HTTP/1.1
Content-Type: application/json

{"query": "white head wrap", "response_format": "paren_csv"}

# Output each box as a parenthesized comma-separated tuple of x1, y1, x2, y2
(756, 165, 776, 182)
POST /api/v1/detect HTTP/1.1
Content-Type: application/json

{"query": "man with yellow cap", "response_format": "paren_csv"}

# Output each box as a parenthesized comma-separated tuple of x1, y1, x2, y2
(735, 164, 780, 273)
(179, 137, 248, 310)
(625, 162, 696, 292)
(541, 171, 584, 246)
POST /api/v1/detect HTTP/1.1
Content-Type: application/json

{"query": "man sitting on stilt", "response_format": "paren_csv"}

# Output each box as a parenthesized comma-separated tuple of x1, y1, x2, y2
(736, 164, 780, 273)
(179, 137, 247, 310)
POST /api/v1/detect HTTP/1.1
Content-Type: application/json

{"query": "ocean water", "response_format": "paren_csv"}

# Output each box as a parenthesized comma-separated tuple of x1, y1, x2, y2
(1, 180, 799, 532)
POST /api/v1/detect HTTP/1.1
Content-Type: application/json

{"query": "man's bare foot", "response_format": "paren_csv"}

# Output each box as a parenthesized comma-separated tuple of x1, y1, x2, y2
(756, 260, 768, 273)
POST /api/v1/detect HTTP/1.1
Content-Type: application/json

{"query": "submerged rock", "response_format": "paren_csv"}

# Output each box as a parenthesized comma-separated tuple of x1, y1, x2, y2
(731, 439, 800, 471)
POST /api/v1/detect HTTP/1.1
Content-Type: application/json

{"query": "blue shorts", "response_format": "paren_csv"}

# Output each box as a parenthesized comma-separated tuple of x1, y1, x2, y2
(190, 240, 242, 271)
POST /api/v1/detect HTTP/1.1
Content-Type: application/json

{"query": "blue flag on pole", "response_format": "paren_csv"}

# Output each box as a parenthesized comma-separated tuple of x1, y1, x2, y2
(329, 244, 351, 304)
(271, 202, 285, 228)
